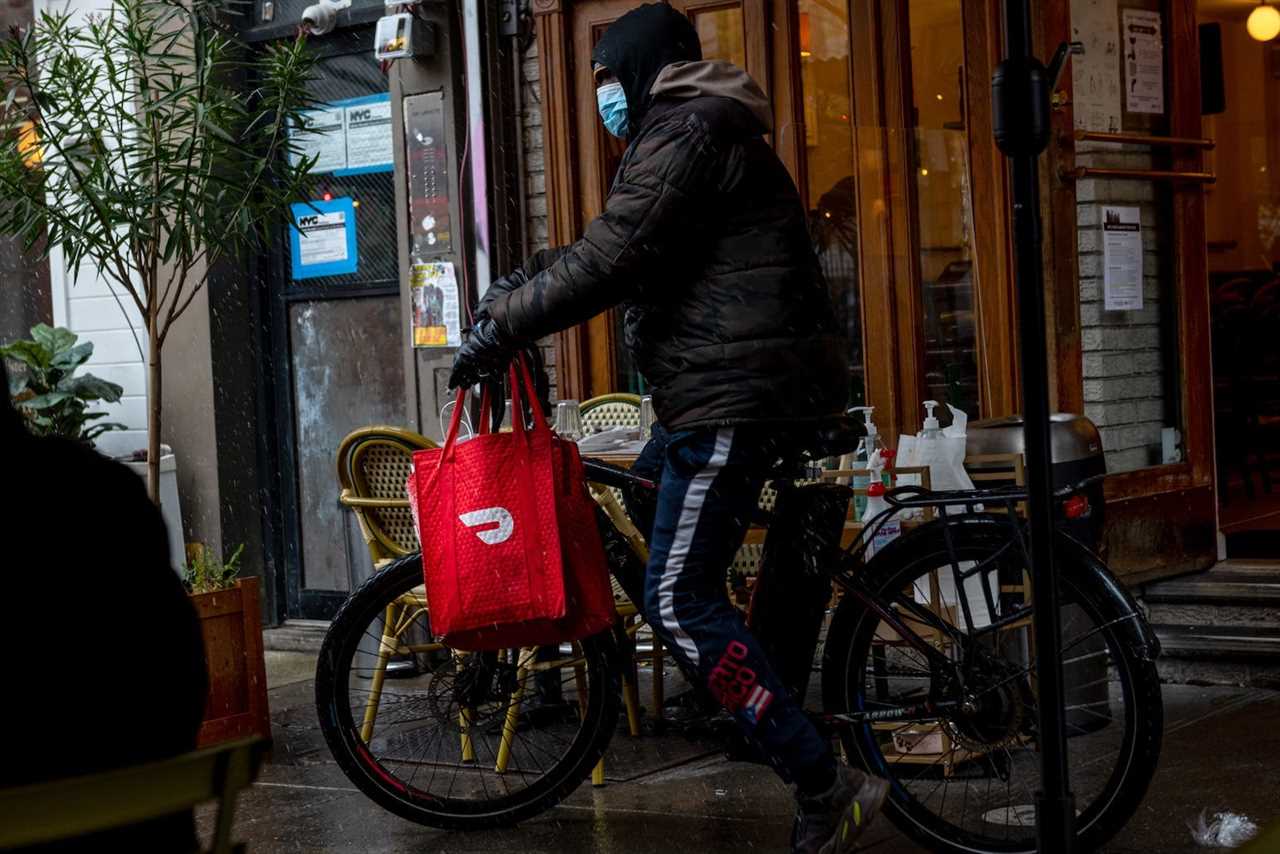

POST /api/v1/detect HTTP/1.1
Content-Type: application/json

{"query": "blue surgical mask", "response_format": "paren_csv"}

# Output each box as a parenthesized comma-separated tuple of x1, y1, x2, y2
(596, 81, 629, 139)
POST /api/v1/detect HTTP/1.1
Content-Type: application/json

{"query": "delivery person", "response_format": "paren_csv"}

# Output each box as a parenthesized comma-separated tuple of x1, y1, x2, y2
(449, 4, 888, 851)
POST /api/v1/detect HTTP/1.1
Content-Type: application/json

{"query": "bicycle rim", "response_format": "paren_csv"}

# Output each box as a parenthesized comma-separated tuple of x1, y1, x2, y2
(825, 526, 1160, 853)
(316, 554, 620, 829)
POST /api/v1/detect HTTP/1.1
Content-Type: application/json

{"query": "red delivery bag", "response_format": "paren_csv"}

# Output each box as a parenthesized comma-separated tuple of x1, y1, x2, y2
(407, 355, 615, 651)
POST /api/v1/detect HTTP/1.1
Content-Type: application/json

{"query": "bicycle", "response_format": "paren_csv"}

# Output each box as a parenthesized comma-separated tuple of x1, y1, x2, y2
(315, 419, 1163, 854)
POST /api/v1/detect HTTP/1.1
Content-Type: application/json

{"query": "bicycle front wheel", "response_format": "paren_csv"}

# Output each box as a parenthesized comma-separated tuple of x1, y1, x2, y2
(315, 553, 621, 830)
(823, 516, 1162, 854)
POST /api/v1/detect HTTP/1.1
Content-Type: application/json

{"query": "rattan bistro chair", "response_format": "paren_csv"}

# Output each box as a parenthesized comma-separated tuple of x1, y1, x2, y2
(336, 426, 437, 568)
(0, 738, 266, 854)
(580, 393, 642, 435)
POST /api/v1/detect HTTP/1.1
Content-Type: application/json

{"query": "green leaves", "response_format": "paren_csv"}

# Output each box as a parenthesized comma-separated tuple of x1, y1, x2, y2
(2, 325, 125, 441)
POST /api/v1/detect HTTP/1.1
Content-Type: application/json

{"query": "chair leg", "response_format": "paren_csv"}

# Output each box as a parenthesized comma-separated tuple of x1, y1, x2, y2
(496, 648, 536, 773)
(360, 601, 400, 743)
(456, 654, 477, 764)
(592, 759, 606, 787)
(651, 635, 665, 722)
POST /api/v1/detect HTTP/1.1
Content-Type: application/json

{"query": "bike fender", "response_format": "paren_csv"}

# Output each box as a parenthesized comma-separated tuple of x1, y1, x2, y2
(1056, 531, 1162, 662)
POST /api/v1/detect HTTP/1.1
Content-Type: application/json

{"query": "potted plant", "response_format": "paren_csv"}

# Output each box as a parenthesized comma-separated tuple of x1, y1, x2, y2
(184, 544, 270, 748)
(3, 323, 188, 564)
(1, 323, 125, 441)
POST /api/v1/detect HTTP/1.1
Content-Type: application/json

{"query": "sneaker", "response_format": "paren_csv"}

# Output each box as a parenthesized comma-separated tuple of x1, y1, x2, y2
(791, 767, 890, 853)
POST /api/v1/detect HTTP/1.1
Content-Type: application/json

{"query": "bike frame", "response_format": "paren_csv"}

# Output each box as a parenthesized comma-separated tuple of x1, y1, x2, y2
(580, 456, 1096, 726)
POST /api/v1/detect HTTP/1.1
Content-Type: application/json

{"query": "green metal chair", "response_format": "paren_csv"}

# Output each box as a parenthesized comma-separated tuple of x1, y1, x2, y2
(0, 738, 266, 854)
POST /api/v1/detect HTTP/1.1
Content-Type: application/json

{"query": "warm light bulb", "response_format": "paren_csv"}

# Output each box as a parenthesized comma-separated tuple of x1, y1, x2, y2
(1248, 4, 1280, 41)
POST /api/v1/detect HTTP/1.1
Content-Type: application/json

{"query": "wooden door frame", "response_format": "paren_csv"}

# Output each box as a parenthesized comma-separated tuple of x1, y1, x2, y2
(1042, 0, 1216, 580)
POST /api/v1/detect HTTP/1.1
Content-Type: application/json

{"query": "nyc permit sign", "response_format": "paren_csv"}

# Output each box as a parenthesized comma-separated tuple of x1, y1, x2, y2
(289, 196, 358, 280)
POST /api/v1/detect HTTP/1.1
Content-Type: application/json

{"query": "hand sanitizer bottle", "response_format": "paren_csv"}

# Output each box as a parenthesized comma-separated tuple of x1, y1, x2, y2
(921, 400, 942, 439)
(850, 407, 883, 516)
(861, 451, 901, 560)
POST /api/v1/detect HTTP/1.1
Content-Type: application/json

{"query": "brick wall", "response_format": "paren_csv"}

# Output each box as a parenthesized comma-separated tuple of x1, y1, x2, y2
(520, 39, 560, 400)
(1074, 142, 1174, 473)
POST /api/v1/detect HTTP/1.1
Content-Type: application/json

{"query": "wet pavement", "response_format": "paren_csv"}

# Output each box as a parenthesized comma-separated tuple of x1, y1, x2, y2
(200, 651, 1280, 853)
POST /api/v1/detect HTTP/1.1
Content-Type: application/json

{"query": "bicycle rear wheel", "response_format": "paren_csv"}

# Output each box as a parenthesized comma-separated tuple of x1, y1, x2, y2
(316, 553, 620, 830)
(823, 516, 1162, 854)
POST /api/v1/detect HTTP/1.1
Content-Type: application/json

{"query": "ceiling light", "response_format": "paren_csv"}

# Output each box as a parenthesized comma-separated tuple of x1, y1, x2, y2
(1248, 3, 1280, 42)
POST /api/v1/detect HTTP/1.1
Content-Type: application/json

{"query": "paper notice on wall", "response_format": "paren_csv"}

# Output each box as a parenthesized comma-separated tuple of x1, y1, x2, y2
(291, 106, 346, 173)
(1122, 9, 1164, 115)
(412, 261, 461, 347)
(289, 197, 358, 280)
(1070, 0, 1122, 132)
(343, 96, 394, 172)
(1102, 206, 1143, 311)
(289, 94, 394, 175)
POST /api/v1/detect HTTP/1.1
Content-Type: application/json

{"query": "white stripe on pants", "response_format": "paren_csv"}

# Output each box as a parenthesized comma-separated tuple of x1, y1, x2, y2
(655, 428, 735, 667)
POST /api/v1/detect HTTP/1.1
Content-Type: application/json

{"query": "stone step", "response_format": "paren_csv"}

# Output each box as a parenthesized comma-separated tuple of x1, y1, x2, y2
(1153, 623, 1280, 659)
(1142, 561, 1280, 607)
(1144, 602, 1280, 628)
(263, 619, 329, 653)
(1152, 623, 1280, 686)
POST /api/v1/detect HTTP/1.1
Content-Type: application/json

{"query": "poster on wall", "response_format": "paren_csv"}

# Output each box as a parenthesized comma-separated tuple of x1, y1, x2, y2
(411, 261, 462, 347)
(1102, 205, 1143, 311)
(289, 197, 358, 280)
(289, 93, 394, 175)
(1122, 9, 1164, 115)
(1070, 0, 1122, 132)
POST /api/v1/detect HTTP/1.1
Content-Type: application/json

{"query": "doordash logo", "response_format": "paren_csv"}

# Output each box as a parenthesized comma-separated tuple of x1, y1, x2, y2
(459, 507, 514, 545)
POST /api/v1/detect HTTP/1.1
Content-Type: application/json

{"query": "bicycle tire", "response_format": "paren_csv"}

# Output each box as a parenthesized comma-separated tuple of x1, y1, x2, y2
(822, 516, 1162, 854)
(315, 552, 621, 830)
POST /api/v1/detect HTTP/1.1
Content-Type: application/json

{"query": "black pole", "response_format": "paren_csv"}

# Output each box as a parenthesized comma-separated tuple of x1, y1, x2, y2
(991, 2, 1077, 852)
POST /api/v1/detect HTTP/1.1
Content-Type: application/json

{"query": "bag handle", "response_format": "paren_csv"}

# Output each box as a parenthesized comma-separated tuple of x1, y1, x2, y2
(507, 352, 550, 441)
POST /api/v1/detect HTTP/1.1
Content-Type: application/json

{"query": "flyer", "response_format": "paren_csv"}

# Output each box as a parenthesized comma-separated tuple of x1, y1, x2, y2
(343, 95, 394, 173)
(411, 261, 462, 347)
(290, 106, 346, 173)
(1102, 205, 1143, 311)
(289, 94, 394, 175)
(289, 197, 358, 280)
(1122, 9, 1164, 115)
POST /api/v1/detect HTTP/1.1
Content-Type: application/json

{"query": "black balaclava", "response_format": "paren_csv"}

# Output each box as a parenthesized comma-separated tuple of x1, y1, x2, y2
(591, 3, 702, 138)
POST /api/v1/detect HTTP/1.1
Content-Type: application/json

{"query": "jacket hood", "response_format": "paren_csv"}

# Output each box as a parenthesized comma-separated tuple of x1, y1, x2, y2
(649, 60, 773, 133)
(591, 3, 701, 137)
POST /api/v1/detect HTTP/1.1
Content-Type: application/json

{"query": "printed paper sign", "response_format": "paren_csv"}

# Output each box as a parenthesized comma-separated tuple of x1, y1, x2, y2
(343, 95, 394, 173)
(412, 261, 462, 347)
(1071, 0, 1122, 133)
(289, 94, 394, 175)
(290, 106, 346, 173)
(1122, 9, 1164, 115)
(1102, 205, 1143, 311)
(290, 197, 358, 280)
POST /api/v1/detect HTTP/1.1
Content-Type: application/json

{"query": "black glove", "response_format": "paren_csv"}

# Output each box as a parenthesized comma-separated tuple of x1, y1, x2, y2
(449, 317, 515, 390)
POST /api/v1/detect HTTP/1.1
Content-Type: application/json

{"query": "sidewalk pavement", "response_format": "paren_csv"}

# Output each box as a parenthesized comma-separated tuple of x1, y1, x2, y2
(199, 650, 1280, 853)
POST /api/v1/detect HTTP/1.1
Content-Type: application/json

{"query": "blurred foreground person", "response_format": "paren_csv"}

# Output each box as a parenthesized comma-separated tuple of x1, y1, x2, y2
(1, 359, 208, 852)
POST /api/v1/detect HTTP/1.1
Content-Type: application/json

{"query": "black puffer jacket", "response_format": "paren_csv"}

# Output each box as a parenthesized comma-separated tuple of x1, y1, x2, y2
(488, 3, 848, 430)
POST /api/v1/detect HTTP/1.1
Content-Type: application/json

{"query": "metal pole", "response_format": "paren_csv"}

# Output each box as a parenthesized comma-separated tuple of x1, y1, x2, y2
(993, 2, 1077, 851)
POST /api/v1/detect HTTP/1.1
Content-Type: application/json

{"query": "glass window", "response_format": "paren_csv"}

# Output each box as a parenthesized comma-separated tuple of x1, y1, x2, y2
(799, 0, 866, 407)
(691, 5, 746, 70)
(907, 0, 979, 419)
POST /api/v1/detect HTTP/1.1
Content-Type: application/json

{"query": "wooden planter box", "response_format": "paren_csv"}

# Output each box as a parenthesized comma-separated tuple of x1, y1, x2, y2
(191, 576, 270, 748)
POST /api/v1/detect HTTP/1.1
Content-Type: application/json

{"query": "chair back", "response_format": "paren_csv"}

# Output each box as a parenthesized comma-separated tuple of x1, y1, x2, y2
(580, 393, 642, 435)
(337, 426, 437, 565)
(0, 738, 266, 854)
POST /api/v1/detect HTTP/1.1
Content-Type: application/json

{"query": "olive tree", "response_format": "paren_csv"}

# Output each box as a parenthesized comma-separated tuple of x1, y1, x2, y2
(0, 0, 314, 501)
